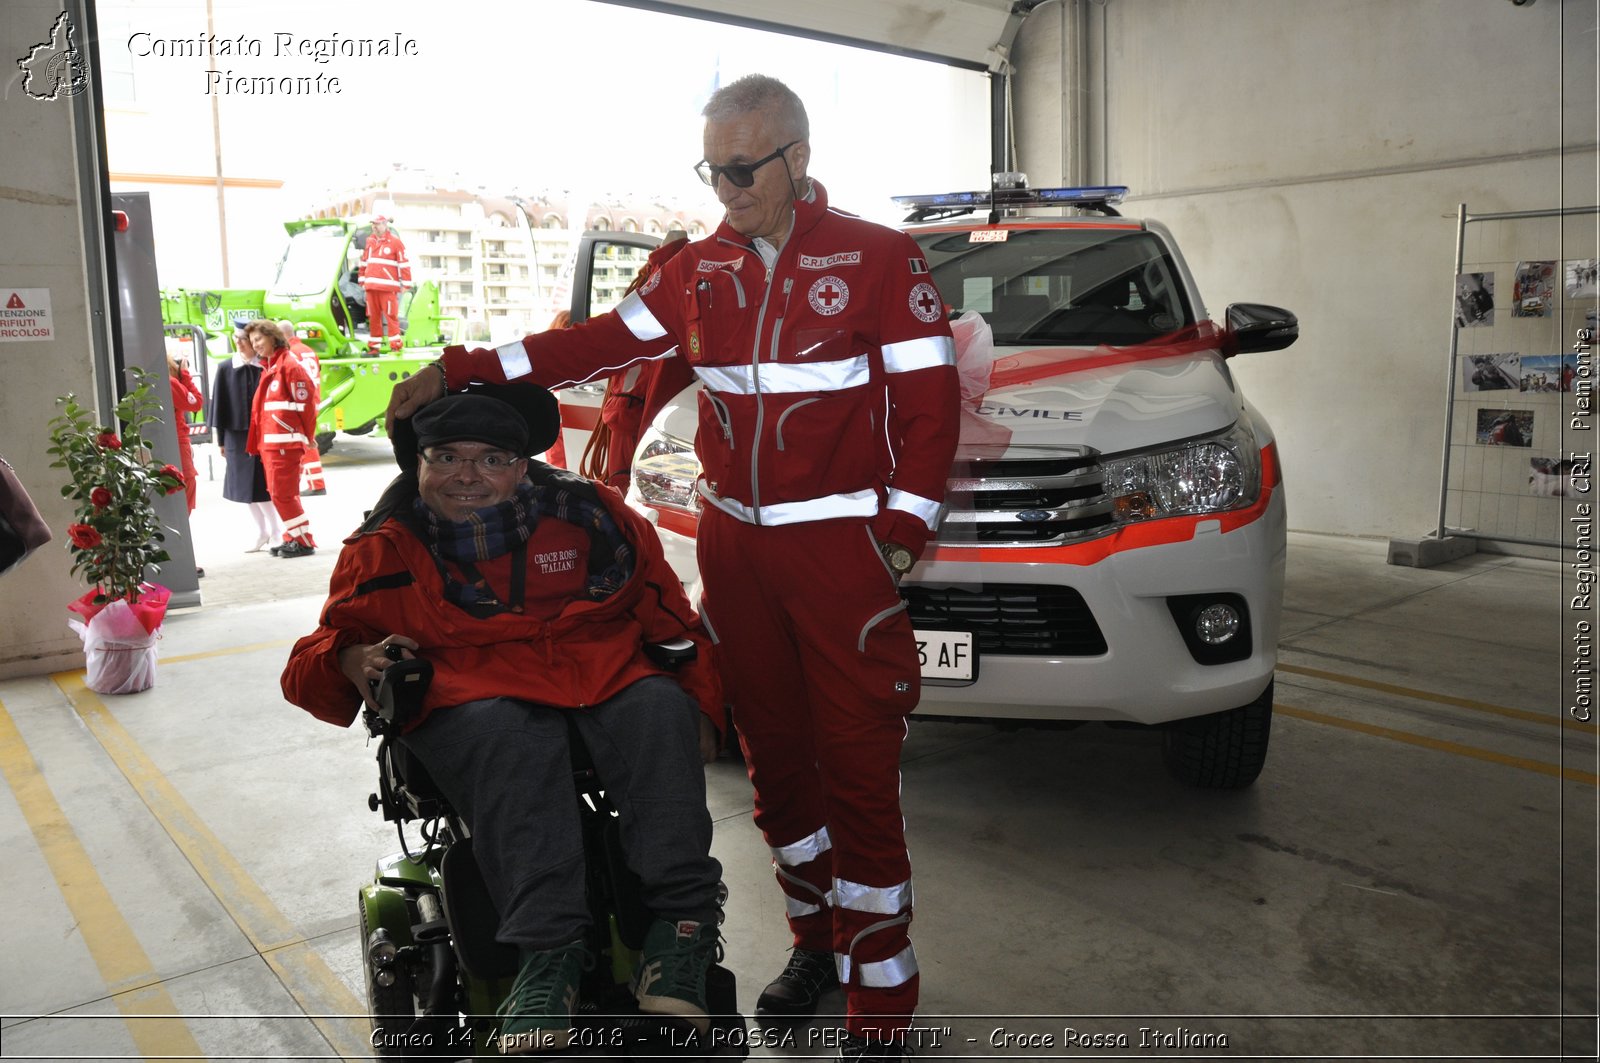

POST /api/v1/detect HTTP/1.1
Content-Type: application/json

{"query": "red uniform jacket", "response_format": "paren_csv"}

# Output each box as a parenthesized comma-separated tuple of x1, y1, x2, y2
(359, 230, 412, 291)
(281, 469, 722, 733)
(247, 348, 318, 454)
(168, 368, 204, 476)
(441, 180, 960, 554)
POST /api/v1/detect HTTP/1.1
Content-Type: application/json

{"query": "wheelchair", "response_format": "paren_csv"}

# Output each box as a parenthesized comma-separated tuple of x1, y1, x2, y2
(357, 648, 748, 1060)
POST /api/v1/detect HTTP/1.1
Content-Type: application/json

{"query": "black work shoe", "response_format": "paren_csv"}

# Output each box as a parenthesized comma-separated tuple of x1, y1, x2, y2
(839, 1032, 909, 1060)
(277, 541, 316, 559)
(755, 947, 837, 1021)
(269, 544, 283, 556)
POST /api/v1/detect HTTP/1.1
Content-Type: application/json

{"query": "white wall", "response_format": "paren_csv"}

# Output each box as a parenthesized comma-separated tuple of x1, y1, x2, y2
(0, 1, 108, 677)
(1013, 0, 1597, 539)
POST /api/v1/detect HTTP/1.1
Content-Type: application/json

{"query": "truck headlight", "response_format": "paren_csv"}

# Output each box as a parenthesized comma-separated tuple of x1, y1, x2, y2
(1101, 421, 1261, 523)
(633, 430, 701, 513)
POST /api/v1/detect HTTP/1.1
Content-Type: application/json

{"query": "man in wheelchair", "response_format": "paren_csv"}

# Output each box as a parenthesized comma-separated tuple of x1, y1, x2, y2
(282, 386, 728, 1055)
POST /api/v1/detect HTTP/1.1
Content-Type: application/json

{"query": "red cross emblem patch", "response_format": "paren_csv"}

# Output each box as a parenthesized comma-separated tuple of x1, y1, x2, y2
(909, 282, 942, 324)
(807, 275, 849, 317)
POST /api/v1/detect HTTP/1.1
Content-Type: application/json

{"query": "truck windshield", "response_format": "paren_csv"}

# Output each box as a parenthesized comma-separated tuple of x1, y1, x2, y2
(271, 227, 346, 299)
(910, 228, 1194, 347)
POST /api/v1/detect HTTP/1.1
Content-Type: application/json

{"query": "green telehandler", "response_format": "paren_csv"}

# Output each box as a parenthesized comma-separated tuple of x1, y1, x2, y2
(161, 216, 460, 453)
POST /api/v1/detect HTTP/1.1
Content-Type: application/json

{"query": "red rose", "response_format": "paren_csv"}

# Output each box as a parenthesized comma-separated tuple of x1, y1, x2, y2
(95, 432, 122, 449)
(159, 464, 185, 494)
(67, 523, 103, 549)
(90, 486, 112, 508)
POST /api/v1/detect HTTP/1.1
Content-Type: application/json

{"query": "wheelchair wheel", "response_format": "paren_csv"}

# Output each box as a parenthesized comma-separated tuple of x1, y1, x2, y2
(360, 898, 417, 1060)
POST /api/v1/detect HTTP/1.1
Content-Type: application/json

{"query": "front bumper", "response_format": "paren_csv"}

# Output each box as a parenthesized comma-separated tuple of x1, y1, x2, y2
(637, 487, 1285, 728)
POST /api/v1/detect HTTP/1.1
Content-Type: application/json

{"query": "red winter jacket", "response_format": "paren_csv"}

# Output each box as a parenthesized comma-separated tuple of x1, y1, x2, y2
(247, 348, 318, 454)
(440, 180, 960, 555)
(280, 468, 722, 733)
(359, 230, 412, 291)
(168, 367, 204, 477)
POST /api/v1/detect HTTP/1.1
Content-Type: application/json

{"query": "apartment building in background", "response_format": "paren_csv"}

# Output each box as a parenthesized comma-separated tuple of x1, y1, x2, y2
(308, 171, 719, 343)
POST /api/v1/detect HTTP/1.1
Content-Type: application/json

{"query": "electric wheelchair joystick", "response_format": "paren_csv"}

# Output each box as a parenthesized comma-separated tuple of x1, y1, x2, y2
(366, 642, 433, 735)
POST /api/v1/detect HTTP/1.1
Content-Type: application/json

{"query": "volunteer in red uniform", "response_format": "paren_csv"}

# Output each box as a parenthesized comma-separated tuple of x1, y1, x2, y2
(245, 320, 319, 558)
(389, 74, 959, 1061)
(359, 215, 411, 353)
(166, 349, 204, 513)
(279, 320, 327, 495)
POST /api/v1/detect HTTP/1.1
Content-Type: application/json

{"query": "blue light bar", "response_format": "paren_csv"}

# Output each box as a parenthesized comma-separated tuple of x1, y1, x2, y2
(892, 185, 1129, 209)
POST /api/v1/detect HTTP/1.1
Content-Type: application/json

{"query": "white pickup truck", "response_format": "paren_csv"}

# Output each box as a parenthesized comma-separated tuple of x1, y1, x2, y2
(554, 183, 1297, 789)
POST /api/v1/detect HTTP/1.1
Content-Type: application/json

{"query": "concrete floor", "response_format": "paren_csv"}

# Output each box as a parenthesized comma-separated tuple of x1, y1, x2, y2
(0, 436, 1592, 1062)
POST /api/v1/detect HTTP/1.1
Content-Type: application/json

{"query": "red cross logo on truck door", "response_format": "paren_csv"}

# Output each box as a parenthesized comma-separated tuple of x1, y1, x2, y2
(808, 274, 850, 317)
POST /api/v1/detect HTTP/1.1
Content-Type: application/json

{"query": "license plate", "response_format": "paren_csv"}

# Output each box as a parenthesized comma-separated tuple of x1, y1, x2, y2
(915, 629, 975, 681)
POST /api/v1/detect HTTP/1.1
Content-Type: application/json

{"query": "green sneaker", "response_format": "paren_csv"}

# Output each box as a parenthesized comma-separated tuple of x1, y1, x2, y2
(495, 939, 588, 1055)
(633, 918, 719, 1034)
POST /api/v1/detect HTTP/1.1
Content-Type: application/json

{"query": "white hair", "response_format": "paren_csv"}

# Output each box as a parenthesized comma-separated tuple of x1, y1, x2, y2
(702, 74, 808, 141)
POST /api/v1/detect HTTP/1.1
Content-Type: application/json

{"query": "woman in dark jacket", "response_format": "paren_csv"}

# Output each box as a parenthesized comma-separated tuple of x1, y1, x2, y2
(209, 326, 281, 550)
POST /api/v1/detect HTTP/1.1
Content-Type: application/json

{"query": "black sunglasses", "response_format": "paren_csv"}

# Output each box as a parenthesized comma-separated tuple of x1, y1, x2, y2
(694, 140, 800, 189)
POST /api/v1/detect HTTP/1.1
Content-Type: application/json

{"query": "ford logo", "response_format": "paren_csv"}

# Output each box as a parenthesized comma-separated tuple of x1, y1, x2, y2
(1016, 510, 1052, 523)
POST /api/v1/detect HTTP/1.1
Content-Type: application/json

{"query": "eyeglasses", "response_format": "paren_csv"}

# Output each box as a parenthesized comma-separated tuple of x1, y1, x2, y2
(419, 450, 523, 473)
(694, 141, 800, 189)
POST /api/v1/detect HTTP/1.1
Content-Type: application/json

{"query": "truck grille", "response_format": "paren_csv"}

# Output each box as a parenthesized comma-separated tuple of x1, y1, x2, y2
(904, 583, 1106, 656)
(936, 450, 1113, 545)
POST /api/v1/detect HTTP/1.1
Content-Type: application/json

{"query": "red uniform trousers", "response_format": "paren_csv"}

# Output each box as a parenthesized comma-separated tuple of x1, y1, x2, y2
(300, 453, 327, 494)
(365, 287, 401, 344)
(697, 509, 920, 1039)
(261, 446, 315, 546)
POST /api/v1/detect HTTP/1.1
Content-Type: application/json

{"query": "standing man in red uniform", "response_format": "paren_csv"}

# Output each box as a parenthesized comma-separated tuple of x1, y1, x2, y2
(279, 320, 327, 495)
(389, 74, 959, 1061)
(359, 215, 411, 353)
(245, 320, 319, 557)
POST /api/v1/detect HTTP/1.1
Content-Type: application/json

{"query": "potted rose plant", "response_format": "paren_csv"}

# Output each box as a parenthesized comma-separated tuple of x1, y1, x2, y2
(47, 367, 185, 693)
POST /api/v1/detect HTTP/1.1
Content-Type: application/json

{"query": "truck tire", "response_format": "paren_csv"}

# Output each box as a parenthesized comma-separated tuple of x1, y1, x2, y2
(315, 432, 336, 456)
(360, 900, 416, 1062)
(1163, 679, 1272, 789)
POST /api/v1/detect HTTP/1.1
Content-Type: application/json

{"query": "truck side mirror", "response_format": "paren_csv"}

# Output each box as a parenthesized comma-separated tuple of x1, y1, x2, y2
(1223, 303, 1298, 357)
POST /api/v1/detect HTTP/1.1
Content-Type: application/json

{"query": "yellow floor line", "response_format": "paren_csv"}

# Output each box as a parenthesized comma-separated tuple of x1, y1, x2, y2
(1276, 701, 1600, 786)
(53, 672, 372, 1061)
(0, 696, 205, 1061)
(1277, 662, 1594, 734)
(158, 637, 296, 666)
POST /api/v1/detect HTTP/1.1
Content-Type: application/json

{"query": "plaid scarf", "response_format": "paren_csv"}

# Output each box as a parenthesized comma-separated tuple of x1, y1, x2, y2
(407, 480, 633, 615)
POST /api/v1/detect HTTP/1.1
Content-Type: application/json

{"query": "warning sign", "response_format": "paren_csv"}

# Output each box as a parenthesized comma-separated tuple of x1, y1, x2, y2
(0, 288, 53, 342)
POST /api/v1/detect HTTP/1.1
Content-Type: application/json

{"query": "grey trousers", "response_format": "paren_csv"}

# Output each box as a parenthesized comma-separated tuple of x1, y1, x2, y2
(400, 675, 722, 950)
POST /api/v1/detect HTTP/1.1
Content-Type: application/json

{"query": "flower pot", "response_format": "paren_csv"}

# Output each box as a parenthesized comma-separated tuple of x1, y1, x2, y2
(67, 584, 170, 694)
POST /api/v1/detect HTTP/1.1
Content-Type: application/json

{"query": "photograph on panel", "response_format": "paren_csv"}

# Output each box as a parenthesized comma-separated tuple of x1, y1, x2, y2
(1528, 456, 1578, 497)
(1519, 353, 1576, 393)
(1475, 408, 1534, 447)
(1511, 260, 1555, 318)
(1455, 271, 1495, 327)
(1462, 351, 1520, 392)
(1567, 258, 1599, 299)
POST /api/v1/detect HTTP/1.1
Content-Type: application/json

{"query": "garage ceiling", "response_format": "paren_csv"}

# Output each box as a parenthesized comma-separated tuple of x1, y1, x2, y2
(594, 0, 1020, 71)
